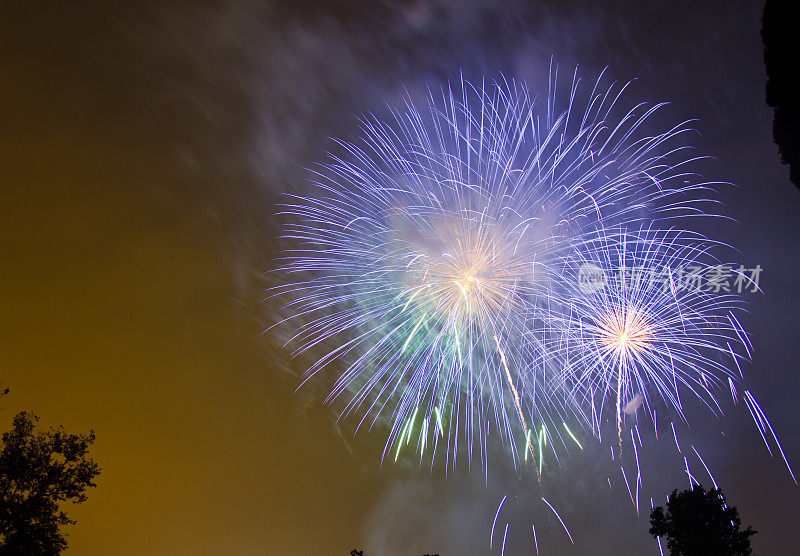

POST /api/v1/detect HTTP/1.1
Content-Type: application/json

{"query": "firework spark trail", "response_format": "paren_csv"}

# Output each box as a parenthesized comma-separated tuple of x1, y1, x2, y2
(490, 495, 506, 550)
(691, 445, 718, 489)
(728, 377, 738, 403)
(538, 427, 545, 474)
(621, 466, 635, 509)
(524, 429, 532, 464)
(495, 334, 538, 469)
(631, 428, 641, 515)
(742, 394, 773, 456)
(563, 422, 583, 451)
(684, 456, 699, 488)
(671, 422, 681, 454)
(541, 496, 574, 545)
(743, 390, 797, 483)
(654, 409, 658, 441)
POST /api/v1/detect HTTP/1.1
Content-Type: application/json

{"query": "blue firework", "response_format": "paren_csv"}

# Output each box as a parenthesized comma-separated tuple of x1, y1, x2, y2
(275, 70, 730, 469)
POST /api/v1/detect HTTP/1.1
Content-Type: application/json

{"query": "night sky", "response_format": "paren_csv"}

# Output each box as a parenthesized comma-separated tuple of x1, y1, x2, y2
(2, 1, 799, 554)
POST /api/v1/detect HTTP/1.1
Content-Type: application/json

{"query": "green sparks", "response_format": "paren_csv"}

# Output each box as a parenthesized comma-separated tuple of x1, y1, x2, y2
(538, 427, 544, 474)
(401, 286, 428, 313)
(395, 412, 414, 461)
(524, 428, 532, 463)
(406, 407, 418, 445)
(395, 406, 445, 462)
(563, 422, 584, 451)
(401, 313, 428, 353)
(453, 325, 462, 366)
(434, 407, 444, 437)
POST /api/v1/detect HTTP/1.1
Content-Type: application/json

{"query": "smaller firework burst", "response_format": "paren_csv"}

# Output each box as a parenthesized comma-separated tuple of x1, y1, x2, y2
(550, 227, 750, 449)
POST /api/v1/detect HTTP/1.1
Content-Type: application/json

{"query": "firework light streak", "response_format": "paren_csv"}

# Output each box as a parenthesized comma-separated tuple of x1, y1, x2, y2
(563, 422, 583, 451)
(495, 334, 539, 469)
(490, 495, 506, 550)
(671, 422, 681, 454)
(538, 427, 545, 474)
(541, 496, 574, 545)
(743, 390, 797, 483)
(691, 445, 718, 489)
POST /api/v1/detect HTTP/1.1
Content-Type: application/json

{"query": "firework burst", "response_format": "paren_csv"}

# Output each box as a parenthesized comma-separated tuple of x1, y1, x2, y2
(273, 68, 724, 470)
(549, 227, 749, 451)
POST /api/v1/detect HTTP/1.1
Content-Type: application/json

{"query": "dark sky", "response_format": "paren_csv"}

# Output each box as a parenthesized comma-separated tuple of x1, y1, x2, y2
(2, 1, 799, 554)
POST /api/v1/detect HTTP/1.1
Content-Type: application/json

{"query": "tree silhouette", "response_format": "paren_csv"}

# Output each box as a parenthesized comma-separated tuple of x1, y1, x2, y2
(763, 0, 800, 193)
(0, 411, 100, 554)
(649, 484, 756, 556)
